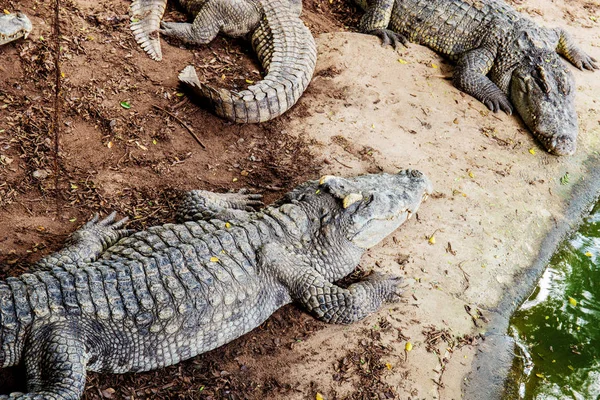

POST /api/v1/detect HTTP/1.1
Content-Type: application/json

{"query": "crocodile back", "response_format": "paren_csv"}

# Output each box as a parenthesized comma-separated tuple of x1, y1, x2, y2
(389, 0, 524, 59)
(1, 220, 290, 373)
(86, 221, 289, 372)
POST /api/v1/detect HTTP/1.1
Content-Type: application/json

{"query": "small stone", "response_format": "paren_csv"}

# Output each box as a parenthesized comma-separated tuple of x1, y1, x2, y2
(32, 169, 48, 179)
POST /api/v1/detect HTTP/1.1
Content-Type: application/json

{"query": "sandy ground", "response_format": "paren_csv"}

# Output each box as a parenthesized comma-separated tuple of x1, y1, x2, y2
(0, 0, 599, 399)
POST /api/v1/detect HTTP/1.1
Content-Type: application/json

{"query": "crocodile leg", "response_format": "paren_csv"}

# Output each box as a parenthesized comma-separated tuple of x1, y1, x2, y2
(453, 47, 513, 114)
(176, 189, 263, 222)
(260, 243, 402, 324)
(555, 28, 598, 71)
(358, 0, 407, 49)
(160, 0, 259, 45)
(0, 322, 88, 400)
(34, 212, 131, 271)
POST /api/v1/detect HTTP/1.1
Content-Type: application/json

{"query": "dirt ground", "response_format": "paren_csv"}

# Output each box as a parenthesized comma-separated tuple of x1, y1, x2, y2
(0, 0, 599, 399)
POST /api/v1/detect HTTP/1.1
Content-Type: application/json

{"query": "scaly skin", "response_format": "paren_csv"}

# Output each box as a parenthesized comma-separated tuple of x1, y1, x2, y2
(130, 0, 317, 123)
(354, 0, 598, 156)
(0, 170, 431, 399)
(0, 12, 32, 46)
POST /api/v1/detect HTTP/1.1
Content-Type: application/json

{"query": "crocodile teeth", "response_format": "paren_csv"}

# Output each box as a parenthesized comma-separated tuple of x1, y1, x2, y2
(343, 193, 363, 209)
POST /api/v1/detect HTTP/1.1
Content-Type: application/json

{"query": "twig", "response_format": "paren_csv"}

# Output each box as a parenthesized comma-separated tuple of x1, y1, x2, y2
(457, 261, 470, 291)
(52, 0, 62, 215)
(332, 156, 352, 168)
(152, 105, 206, 149)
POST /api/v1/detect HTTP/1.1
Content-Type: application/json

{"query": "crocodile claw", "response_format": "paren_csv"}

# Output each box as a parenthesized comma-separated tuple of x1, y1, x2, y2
(576, 54, 598, 71)
(370, 28, 408, 50)
(233, 190, 264, 211)
(76, 212, 132, 247)
(366, 272, 404, 303)
(483, 94, 513, 115)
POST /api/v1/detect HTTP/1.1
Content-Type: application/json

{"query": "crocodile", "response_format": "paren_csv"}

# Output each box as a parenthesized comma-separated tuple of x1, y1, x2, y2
(353, 0, 598, 155)
(129, 0, 317, 123)
(0, 170, 431, 399)
(0, 12, 32, 46)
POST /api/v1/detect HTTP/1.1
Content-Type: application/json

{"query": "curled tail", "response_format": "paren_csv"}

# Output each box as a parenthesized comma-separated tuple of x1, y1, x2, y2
(179, 1, 317, 123)
(130, 0, 166, 61)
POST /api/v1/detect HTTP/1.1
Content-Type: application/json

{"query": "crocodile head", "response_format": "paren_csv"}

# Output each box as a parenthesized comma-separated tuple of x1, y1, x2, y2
(318, 170, 433, 249)
(0, 12, 32, 46)
(510, 51, 578, 156)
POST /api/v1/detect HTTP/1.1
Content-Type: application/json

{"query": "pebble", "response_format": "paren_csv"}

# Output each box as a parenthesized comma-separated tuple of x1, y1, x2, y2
(32, 169, 48, 179)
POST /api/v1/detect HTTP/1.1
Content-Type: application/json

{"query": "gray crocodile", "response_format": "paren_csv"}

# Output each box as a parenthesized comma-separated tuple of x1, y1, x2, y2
(354, 0, 598, 155)
(0, 12, 32, 46)
(0, 170, 431, 399)
(129, 0, 317, 123)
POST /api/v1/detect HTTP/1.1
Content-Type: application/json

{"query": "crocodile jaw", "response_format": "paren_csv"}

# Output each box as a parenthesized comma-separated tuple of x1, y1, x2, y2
(510, 56, 578, 156)
(0, 12, 32, 45)
(318, 170, 433, 250)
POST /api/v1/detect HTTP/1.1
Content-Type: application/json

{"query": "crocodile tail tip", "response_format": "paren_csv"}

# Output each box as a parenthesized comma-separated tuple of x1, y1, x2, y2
(178, 65, 202, 88)
(130, 20, 163, 61)
(129, 0, 166, 61)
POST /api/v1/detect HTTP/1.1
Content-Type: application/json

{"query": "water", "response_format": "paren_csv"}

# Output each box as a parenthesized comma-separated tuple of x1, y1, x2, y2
(509, 202, 600, 399)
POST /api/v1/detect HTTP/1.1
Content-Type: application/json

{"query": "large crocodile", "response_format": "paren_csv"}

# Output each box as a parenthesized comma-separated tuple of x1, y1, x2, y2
(354, 0, 598, 155)
(0, 170, 431, 399)
(0, 12, 32, 46)
(130, 0, 317, 123)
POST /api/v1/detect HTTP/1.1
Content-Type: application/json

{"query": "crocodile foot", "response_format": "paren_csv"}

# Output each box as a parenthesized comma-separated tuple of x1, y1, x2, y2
(482, 91, 513, 115)
(223, 190, 264, 211)
(572, 52, 598, 71)
(71, 211, 132, 248)
(365, 272, 404, 303)
(369, 28, 408, 50)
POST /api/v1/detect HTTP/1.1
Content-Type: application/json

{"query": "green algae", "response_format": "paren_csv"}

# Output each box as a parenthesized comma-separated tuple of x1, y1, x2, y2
(508, 203, 600, 399)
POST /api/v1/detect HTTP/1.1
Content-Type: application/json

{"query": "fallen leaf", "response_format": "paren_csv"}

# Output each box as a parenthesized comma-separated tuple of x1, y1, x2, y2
(0, 155, 14, 165)
(316, 393, 324, 400)
(529, 148, 536, 155)
(568, 297, 577, 307)
(120, 101, 131, 109)
(428, 235, 436, 245)
(405, 342, 413, 352)
(398, 58, 408, 64)
(210, 256, 219, 262)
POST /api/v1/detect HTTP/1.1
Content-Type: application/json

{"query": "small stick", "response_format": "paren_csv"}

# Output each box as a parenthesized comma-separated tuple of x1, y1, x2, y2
(152, 105, 206, 149)
(332, 157, 352, 168)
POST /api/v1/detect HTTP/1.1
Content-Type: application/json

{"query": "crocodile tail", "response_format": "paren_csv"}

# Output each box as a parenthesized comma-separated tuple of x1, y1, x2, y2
(178, 0, 317, 123)
(130, 0, 167, 61)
